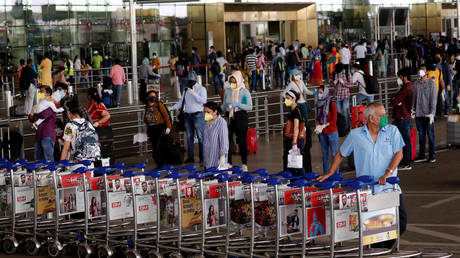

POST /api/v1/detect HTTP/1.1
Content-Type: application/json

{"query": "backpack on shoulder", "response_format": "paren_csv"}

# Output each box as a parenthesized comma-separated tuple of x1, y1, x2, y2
(72, 120, 101, 161)
(360, 71, 379, 94)
(211, 60, 220, 75)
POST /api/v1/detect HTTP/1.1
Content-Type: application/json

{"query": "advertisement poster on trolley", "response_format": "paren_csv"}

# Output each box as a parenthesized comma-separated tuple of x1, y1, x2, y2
(108, 192, 133, 220)
(204, 198, 226, 229)
(279, 205, 303, 237)
(306, 207, 330, 238)
(362, 207, 397, 245)
(334, 209, 359, 243)
(58, 187, 84, 215)
(7, 186, 34, 213)
(136, 194, 157, 224)
(88, 190, 106, 219)
(181, 197, 202, 227)
(37, 186, 56, 215)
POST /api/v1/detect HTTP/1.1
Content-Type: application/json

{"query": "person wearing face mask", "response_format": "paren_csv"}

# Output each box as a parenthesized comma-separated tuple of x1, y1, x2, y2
(318, 102, 407, 250)
(144, 90, 172, 168)
(330, 63, 353, 132)
(221, 71, 253, 172)
(151, 52, 160, 74)
(413, 67, 437, 163)
(172, 71, 207, 164)
(190, 47, 201, 75)
(327, 47, 342, 77)
(314, 86, 339, 175)
(391, 68, 414, 170)
(282, 90, 305, 176)
(282, 69, 315, 122)
(203, 101, 229, 169)
(435, 53, 451, 116)
(86, 87, 111, 128)
(102, 53, 113, 76)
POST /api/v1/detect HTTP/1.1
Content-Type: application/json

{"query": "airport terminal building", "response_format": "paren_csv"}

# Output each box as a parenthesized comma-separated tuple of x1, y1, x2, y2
(0, 0, 458, 69)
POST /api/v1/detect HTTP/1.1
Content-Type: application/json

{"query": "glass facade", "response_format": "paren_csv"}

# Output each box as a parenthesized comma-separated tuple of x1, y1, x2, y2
(0, 0, 455, 69)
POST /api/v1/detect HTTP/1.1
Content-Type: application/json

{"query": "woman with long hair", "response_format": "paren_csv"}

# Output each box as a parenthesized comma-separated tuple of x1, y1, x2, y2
(207, 204, 217, 227)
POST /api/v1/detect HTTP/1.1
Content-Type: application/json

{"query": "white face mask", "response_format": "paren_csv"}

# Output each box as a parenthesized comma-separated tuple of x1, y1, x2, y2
(397, 78, 403, 86)
(419, 70, 426, 78)
(456, 56, 460, 61)
(294, 74, 302, 81)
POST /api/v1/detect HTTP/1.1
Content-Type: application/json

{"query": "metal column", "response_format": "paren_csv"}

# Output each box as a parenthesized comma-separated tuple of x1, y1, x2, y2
(457, 0, 460, 39)
(129, 0, 138, 103)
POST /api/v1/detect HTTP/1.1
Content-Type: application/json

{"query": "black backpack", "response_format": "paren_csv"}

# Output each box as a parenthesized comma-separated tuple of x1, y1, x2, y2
(211, 60, 220, 75)
(160, 134, 184, 165)
(287, 52, 298, 67)
(360, 72, 379, 94)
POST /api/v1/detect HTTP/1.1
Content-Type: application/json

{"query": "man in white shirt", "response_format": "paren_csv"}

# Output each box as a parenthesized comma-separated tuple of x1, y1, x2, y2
(339, 44, 351, 80)
(352, 62, 374, 104)
(354, 41, 367, 70)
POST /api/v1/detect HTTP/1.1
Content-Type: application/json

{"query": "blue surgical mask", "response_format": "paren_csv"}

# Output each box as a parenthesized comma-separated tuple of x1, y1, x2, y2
(351, 70, 355, 75)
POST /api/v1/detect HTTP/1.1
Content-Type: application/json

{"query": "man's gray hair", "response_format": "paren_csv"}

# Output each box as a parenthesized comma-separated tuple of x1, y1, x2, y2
(364, 102, 384, 120)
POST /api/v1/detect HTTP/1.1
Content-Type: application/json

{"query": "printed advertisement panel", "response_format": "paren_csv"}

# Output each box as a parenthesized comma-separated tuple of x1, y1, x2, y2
(136, 194, 157, 224)
(334, 209, 359, 243)
(88, 190, 106, 219)
(279, 205, 303, 237)
(108, 192, 133, 220)
(58, 187, 84, 215)
(181, 197, 202, 227)
(37, 186, 56, 214)
(9, 187, 34, 213)
(362, 207, 397, 245)
(204, 198, 226, 229)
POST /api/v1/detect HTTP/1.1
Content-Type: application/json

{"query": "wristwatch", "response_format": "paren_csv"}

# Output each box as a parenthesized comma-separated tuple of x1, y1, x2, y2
(386, 168, 393, 174)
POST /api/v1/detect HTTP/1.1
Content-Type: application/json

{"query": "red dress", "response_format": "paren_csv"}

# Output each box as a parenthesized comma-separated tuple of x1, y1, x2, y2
(309, 60, 323, 86)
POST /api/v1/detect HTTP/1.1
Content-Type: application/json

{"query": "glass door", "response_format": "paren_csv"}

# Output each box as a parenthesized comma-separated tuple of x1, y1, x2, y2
(240, 22, 268, 50)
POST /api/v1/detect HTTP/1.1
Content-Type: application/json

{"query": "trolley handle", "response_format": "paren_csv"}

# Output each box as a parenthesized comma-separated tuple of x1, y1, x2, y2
(171, 164, 196, 172)
(0, 162, 16, 170)
(120, 170, 144, 178)
(262, 171, 293, 186)
(288, 178, 319, 188)
(123, 163, 146, 170)
(193, 166, 243, 180)
(346, 177, 400, 190)
(167, 166, 214, 179)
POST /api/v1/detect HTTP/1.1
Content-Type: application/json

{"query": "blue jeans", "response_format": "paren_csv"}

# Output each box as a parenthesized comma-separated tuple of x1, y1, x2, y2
(113, 84, 123, 106)
(258, 70, 264, 90)
(444, 88, 451, 115)
(335, 98, 350, 130)
(35, 137, 55, 162)
(319, 131, 339, 174)
(393, 118, 412, 166)
(250, 70, 257, 92)
(415, 117, 435, 160)
(213, 73, 224, 95)
(356, 93, 374, 104)
(184, 112, 204, 161)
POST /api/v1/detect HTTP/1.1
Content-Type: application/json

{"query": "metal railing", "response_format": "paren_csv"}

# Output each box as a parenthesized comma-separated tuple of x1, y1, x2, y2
(0, 76, 401, 162)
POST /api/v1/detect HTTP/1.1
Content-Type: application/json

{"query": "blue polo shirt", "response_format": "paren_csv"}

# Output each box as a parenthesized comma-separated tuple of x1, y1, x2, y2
(340, 125, 405, 194)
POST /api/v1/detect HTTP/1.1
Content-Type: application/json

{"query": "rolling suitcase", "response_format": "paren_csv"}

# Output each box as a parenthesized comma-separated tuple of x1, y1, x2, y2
(247, 127, 258, 154)
(351, 95, 366, 129)
(410, 128, 416, 160)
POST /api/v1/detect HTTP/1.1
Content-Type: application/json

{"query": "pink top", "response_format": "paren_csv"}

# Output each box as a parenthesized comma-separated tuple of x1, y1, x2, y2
(109, 64, 126, 85)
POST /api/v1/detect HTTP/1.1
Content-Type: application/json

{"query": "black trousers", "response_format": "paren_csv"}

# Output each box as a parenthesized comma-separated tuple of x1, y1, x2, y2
(228, 111, 248, 165)
(147, 124, 166, 167)
(370, 194, 407, 249)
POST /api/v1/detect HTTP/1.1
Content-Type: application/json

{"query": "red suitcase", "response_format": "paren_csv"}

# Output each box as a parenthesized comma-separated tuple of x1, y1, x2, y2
(351, 96, 366, 129)
(410, 128, 416, 160)
(247, 127, 258, 154)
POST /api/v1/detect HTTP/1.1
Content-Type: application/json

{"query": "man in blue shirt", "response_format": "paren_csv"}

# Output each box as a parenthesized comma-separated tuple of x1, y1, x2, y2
(172, 71, 207, 164)
(318, 102, 407, 249)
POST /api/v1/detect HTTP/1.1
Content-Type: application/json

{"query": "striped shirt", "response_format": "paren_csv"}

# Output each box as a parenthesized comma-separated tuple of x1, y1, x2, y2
(245, 54, 257, 71)
(203, 116, 229, 168)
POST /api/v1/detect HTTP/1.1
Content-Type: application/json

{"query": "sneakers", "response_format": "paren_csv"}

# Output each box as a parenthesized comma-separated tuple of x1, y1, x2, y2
(399, 165, 412, 171)
(413, 157, 427, 163)
(242, 164, 248, 172)
(429, 158, 436, 163)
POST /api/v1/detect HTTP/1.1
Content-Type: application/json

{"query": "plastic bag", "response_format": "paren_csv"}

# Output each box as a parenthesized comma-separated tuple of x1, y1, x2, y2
(287, 148, 303, 169)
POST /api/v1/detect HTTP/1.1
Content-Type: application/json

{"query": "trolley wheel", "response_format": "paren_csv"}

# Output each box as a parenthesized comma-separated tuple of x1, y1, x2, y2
(2, 237, 19, 254)
(77, 243, 93, 258)
(97, 244, 114, 258)
(47, 241, 63, 257)
(125, 249, 142, 258)
(24, 238, 41, 256)
(147, 249, 163, 258)
(169, 252, 183, 258)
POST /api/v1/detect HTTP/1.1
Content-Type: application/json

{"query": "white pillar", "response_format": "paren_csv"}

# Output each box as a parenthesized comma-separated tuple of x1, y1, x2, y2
(129, 0, 138, 103)
(457, 0, 460, 39)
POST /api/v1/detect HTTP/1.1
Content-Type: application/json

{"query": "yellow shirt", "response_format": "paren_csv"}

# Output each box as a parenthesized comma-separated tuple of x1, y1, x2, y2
(427, 69, 443, 93)
(39, 58, 52, 87)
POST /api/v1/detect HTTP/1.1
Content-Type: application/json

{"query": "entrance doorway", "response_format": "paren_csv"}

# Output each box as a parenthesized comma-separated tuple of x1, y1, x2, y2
(240, 22, 268, 50)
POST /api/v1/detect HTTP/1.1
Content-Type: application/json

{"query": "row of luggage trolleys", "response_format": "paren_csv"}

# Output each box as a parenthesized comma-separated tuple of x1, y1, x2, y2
(0, 158, 453, 258)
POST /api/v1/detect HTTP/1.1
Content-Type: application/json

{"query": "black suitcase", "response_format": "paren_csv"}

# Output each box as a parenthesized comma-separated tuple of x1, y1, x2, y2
(160, 134, 184, 165)
(0, 130, 23, 161)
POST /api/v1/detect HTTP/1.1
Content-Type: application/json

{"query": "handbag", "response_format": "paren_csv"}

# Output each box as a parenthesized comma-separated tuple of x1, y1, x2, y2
(287, 148, 303, 169)
(284, 109, 306, 141)
(176, 90, 187, 132)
